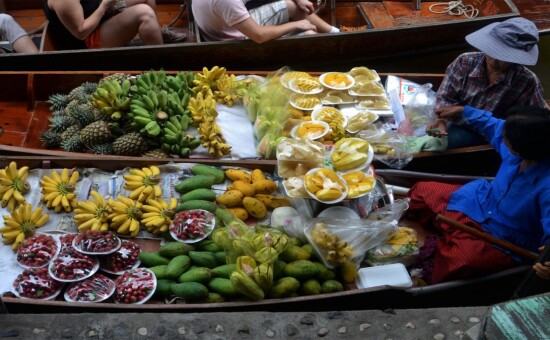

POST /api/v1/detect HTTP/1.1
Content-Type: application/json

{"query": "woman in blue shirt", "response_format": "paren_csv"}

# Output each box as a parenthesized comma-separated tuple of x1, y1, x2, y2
(408, 105, 550, 283)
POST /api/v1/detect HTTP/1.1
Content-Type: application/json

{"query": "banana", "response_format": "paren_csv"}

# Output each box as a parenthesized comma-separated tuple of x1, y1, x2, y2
(140, 197, 176, 235)
(107, 195, 142, 237)
(40, 169, 79, 213)
(1, 203, 50, 250)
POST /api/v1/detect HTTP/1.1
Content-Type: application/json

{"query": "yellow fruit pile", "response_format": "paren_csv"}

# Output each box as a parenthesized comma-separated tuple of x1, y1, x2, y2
(1, 203, 49, 250)
(295, 121, 327, 139)
(331, 138, 370, 171)
(0, 161, 29, 211)
(123, 165, 162, 202)
(304, 168, 346, 202)
(40, 168, 79, 213)
(342, 171, 375, 199)
(216, 169, 290, 221)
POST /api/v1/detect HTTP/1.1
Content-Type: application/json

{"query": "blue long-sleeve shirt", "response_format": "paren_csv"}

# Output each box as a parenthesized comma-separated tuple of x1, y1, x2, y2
(447, 106, 550, 260)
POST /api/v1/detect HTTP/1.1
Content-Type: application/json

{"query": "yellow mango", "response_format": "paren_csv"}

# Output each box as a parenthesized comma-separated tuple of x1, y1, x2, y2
(225, 169, 252, 183)
(216, 190, 244, 208)
(316, 188, 343, 201)
(228, 207, 249, 221)
(242, 197, 267, 219)
(252, 179, 277, 195)
(228, 180, 256, 197)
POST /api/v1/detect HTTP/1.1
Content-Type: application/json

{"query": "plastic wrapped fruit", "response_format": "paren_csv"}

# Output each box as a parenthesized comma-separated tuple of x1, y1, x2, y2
(12, 267, 63, 300)
(16, 234, 58, 269)
(342, 171, 376, 199)
(331, 138, 371, 172)
(59, 233, 77, 252)
(49, 248, 98, 282)
(64, 273, 116, 303)
(170, 209, 215, 243)
(114, 268, 156, 304)
(304, 168, 348, 203)
(99, 240, 141, 274)
(73, 230, 121, 255)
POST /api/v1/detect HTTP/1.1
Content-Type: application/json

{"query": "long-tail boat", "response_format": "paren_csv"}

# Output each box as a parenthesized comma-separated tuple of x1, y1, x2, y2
(0, 70, 506, 176)
(0, 0, 549, 71)
(0, 156, 545, 313)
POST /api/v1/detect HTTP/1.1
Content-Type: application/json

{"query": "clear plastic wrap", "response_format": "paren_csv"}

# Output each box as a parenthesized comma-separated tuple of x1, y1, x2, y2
(72, 230, 121, 255)
(114, 268, 156, 304)
(367, 198, 410, 223)
(99, 240, 141, 275)
(16, 234, 59, 269)
(276, 137, 326, 178)
(364, 227, 419, 267)
(304, 217, 398, 268)
(402, 83, 437, 137)
(359, 124, 413, 169)
(12, 267, 64, 300)
(64, 273, 116, 303)
(49, 248, 99, 282)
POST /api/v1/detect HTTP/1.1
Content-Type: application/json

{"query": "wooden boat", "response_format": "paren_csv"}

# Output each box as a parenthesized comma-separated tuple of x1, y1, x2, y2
(1, 0, 549, 71)
(0, 157, 541, 313)
(0, 70, 504, 176)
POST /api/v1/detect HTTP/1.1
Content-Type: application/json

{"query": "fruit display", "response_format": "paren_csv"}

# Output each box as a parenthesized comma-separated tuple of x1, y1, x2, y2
(289, 93, 321, 110)
(349, 66, 380, 82)
(49, 248, 99, 282)
(12, 267, 63, 300)
(350, 81, 386, 96)
(99, 240, 141, 274)
(64, 273, 116, 303)
(276, 138, 325, 178)
(342, 171, 376, 199)
(170, 209, 215, 243)
(16, 234, 58, 268)
(113, 267, 156, 304)
(304, 168, 347, 203)
(1, 203, 50, 250)
(40, 168, 79, 213)
(59, 233, 77, 252)
(289, 77, 323, 94)
(330, 138, 372, 172)
(0, 161, 30, 211)
(72, 230, 121, 255)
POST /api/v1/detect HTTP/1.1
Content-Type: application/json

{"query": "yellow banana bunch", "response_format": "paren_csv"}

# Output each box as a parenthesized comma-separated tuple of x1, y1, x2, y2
(1, 203, 49, 250)
(73, 190, 109, 232)
(140, 197, 178, 235)
(40, 168, 79, 213)
(192, 66, 227, 98)
(107, 196, 142, 237)
(197, 117, 232, 157)
(0, 161, 30, 211)
(187, 92, 218, 127)
(123, 165, 162, 203)
(213, 73, 239, 107)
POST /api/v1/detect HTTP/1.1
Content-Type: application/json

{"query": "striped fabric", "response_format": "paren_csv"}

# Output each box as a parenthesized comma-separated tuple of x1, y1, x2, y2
(408, 182, 515, 284)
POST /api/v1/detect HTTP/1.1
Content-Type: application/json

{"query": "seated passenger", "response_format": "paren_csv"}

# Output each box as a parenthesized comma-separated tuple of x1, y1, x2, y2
(408, 105, 550, 284)
(192, 0, 339, 43)
(0, 14, 39, 53)
(428, 17, 548, 149)
(43, 0, 186, 50)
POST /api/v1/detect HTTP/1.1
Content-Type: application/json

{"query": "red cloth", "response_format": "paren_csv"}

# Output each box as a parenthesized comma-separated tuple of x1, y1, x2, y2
(407, 182, 516, 284)
(85, 27, 101, 49)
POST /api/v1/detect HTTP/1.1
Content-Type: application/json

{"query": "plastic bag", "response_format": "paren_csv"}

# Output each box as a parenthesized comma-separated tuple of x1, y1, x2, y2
(401, 83, 437, 137)
(364, 227, 419, 267)
(367, 198, 410, 223)
(304, 217, 398, 268)
(359, 124, 413, 169)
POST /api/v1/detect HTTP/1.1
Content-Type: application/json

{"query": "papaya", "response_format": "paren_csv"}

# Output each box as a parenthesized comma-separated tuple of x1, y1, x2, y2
(171, 282, 209, 300)
(178, 267, 212, 284)
(189, 251, 218, 268)
(299, 279, 322, 295)
(272, 260, 286, 279)
(301, 244, 317, 259)
(191, 165, 225, 184)
(158, 242, 195, 258)
(283, 260, 320, 281)
(165, 255, 191, 280)
(314, 262, 336, 282)
(174, 175, 216, 194)
(197, 240, 222, 253)
(321, 280, 344, 294)
(180, 188, 216, 203)
(280, 245, 311, 262)
(139, 251, 171, 267)
(208, 278, 241, 298)
(176, 200, 217, 213)
(211, 263, 237, 279)
(288, 237, 303, 247)
(268, 277, 300, 298)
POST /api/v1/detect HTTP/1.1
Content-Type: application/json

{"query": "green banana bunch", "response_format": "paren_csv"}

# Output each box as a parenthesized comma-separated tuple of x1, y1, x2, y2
(134, 69, 167, 95)
(130, 89, 171, 137)
(91, 78, 131, 121)
(162, 132, 201, 157)
(162, 71, 195, 95)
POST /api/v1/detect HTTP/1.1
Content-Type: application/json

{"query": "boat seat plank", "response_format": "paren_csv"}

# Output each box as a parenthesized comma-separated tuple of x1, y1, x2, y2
(0, 102, 33, 147)
(358, 2, 397, 28)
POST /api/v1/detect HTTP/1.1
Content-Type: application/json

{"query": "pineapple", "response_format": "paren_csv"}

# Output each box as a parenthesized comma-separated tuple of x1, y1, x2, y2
(40, 130, 61, 149)
(48, 93, 70, 112)
(98, 73, 132, 88)
(64, 100, 81, 116)
(88, 143, 114, 155)
(59, 125, 80, 142)
(142, 149, 170, 159)
(80, 121, 112, 147)
(60, 133, 83, 152)
(68, 105, 97, 127)
(112, 132, 147, 156)
(48, 115, 75, 133)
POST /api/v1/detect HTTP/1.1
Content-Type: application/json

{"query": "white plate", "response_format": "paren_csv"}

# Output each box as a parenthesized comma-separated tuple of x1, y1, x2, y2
(345, 111, 379, 134)
(64, 274, 116, 303)
(304, 168, 348, 204)
(290, 121, 330, 140)
(170, 209, 216, 244)
(72, 232, 122, 256)
(311, 106, 348, 128)
(288, 77, 324, 95)
(280, 71, 312, 89)
(16, 234, 60, 269)
(12, 268, 64, 300)
(319, 72, 355, 90)
(355, 263, 413, 289)
(348, 82, 386, 97)
(49, 254, 99, 283)
(114, 268, 157, 304)
(289, 93, 321, 111)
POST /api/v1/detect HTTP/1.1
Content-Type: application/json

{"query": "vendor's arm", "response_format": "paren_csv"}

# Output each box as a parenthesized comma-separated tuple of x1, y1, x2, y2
(49, 0, 115, 40)
(457, 106, 507, 152)
(233, 17, 316, 44)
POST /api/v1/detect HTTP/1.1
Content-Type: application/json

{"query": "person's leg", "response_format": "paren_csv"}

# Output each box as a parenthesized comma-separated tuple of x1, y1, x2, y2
(446, 124, 486, 149)
(285, 0, 332, 33)
(100, 4, 163, 47)
(0, 14, 38, 53)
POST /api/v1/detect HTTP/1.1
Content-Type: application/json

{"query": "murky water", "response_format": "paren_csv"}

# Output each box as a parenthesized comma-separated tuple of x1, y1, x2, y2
(348, 34, 550, 97)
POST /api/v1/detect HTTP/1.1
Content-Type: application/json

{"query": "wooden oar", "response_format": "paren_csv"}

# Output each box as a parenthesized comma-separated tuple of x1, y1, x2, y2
(435, 214, 539, 261)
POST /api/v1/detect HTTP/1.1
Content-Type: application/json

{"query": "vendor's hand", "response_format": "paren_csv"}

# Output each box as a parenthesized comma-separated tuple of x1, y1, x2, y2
(426, 119, 448, 137)
(533, 246, 550, 280)
(100, 0, 118, 9)
(294, 0, 315, 15)
(293, 19, 317, 33)
(435, 106, 464, 120)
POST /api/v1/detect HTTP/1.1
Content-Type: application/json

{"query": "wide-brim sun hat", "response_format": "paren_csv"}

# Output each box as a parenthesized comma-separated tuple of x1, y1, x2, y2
(465, 17, 539, 65)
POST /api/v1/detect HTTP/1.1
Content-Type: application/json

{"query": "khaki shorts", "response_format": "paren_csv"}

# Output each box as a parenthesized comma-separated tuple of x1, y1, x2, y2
(249, 0, 289, 26)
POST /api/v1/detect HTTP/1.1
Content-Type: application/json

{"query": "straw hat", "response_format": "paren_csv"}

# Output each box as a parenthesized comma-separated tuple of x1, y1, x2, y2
(465, 17, 539, 65)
